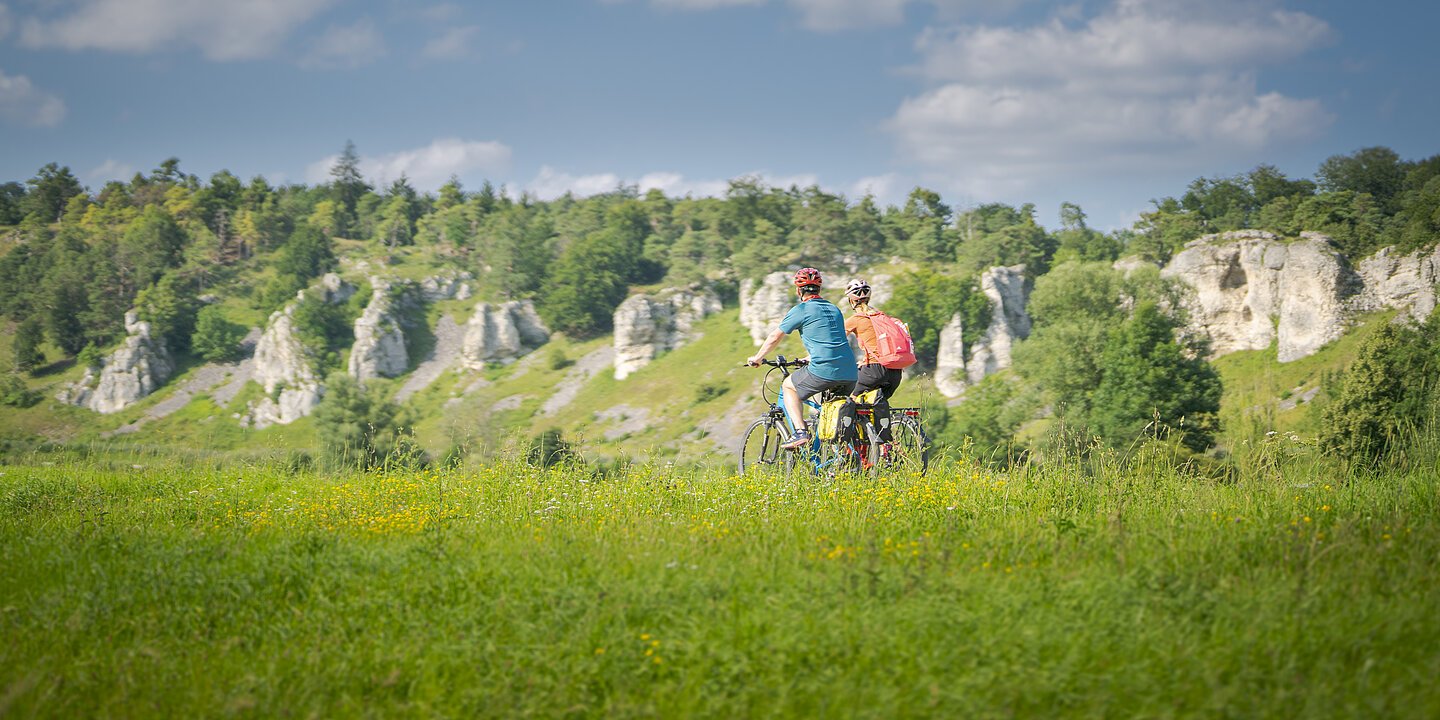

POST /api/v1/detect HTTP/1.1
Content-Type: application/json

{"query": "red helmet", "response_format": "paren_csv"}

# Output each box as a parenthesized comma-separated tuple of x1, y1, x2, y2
(793, 267, 823, 289)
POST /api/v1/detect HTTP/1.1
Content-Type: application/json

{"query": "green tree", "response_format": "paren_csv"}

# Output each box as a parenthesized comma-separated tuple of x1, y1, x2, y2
(1317, 146, 1407, 214)
(117, 206, 188, 295)
(329, 141, 371, 236)
(23, 163, 85, 222)
(526, 428, 576, 468)
(312, 373, 409, 469)
(12, 317, 46, 372)
(1318, 316, 1440, 466)
(885, 269, 989, 365)
(191, 305, 248, 362)
(136, 271, 199, 352)
(538, 232, 632, 337)
(1089, 302, 1222, 452)
(0, 181, 26, 225)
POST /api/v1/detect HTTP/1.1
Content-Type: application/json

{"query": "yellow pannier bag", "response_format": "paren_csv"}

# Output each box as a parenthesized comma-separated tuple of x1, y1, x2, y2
(817, 398, 851, 441)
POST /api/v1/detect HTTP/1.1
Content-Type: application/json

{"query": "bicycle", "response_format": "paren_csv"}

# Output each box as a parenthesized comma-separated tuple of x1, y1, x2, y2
(737, 356, 929, 476)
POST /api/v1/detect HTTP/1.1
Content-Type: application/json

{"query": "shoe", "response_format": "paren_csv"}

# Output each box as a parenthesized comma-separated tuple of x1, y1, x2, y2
(781, 431, 811, 450)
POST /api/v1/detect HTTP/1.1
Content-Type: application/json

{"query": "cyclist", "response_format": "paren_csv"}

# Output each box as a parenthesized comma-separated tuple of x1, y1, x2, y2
(843, 279, 904, 401)
(746, 267, 857, 449)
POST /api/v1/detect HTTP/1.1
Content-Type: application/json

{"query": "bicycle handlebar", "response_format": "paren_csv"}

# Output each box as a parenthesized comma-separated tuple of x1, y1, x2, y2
(743, 356, 809, 368)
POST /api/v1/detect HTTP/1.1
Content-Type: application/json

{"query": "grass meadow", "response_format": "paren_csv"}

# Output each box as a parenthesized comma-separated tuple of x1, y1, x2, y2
(1, 442, 1438, 718)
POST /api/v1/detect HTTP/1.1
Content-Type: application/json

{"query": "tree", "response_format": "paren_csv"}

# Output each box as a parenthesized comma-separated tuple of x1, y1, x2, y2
(538, 232, 632, 336)
(526, 428, 575, 467)
(1089, 302, 1222, 452)
(1317, 147, 1407, 214)
(329, 141, 371, 236)
(885, 269, 989, 366)
(0, 181, 26, 225)
(117, 206, 187, 295)
(1319, 316, 1440, 466)
(191, 305, 248, 362)
(12, 317, 46, 372)
(312, 373, 409, 469)
(23, 163, 85, 222)
(136, 271, 199, 352)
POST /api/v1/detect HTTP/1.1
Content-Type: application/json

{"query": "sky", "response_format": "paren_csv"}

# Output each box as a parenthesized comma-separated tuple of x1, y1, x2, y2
(0, 0, 1436, 230)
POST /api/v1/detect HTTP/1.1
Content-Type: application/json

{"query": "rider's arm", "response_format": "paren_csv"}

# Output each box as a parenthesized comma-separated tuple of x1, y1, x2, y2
(746, 328, 787, 366)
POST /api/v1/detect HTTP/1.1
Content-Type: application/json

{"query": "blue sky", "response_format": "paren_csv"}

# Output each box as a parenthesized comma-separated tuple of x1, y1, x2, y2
(1, 0, 1436, 229)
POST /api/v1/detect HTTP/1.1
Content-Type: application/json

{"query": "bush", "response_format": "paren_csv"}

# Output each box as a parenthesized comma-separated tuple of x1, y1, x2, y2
(0, 372, 39, 408)
(526, 428, 575, 468)
(191, 306, 248, 362)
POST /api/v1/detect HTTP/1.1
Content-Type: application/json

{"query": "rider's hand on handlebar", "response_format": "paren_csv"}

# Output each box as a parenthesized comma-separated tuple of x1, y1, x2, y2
(744, 355, 762, 368)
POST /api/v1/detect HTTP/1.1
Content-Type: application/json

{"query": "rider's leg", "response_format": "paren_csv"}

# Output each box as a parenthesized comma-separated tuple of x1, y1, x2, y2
(782, 375, 806, 433)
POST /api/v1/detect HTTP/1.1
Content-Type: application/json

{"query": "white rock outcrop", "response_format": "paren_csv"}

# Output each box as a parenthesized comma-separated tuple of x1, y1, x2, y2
(1352, 244, 1440, 322)
(461, 300, 550, 367)
(349, 278, 411, 382)
(935, 265, 1032, 398)
(1162, 231, 1354, 362)
(613, 287, 723, 379)
(58, 310, 174, 414)
(739, 271, 795, 345)
(420, 271, 474, 302)
(242, 305, 323, 429)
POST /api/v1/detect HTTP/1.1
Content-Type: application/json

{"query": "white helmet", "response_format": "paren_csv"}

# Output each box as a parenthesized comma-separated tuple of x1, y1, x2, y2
(845, 279, 871, 298)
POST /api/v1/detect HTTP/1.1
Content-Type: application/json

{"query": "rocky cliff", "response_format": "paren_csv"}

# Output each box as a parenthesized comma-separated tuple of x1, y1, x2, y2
(242, 274, 355, 428)
(58, 310, 174, 414)
(461, 300, 550, 368)
(935, 265, 1031, 398)
(613, 287, 723, 379)
(349, 277, 414, 382)
(1160, 231, 1440, 363)
(738, 271, 794, 345)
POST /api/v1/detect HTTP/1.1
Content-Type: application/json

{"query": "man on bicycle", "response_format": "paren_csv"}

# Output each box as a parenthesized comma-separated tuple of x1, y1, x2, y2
(746, 267, 857, 449)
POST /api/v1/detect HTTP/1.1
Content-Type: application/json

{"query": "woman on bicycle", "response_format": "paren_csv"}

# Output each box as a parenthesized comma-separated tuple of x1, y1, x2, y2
(843, 279, 903, 441)
(745, 268, 857, 449)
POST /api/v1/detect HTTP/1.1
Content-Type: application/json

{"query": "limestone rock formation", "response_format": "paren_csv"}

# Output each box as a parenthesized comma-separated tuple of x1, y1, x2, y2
(349, 278, 412, 382)
(739, 271, 795, 345)
(1161, 231, 1353, 362)
(420, 271, 474, 302)
(242, 304, 323, 428)
(935, 265, 1032, 398)
(241, 277, 355, 428)
(613, 287, 723, 379)
(461, 300, 550, 367)
(1353, 244, 1440, 322)
(58, 310, 174, 414)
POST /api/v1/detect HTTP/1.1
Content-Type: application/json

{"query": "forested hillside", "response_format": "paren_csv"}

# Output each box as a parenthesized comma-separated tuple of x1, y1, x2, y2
(2, 144, 1438, 470)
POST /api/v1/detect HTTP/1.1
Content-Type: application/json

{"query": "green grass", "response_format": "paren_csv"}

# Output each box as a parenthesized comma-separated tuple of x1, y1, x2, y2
(1, 450, 1437, 718)
(1213, 311, 1394, 442)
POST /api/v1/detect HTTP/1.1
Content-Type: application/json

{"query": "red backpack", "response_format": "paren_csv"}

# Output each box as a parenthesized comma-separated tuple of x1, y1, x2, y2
(865, 311, 916, 369)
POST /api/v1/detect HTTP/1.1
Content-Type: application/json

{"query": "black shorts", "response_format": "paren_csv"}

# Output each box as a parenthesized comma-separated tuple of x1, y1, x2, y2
(789, 366, 856, 402)
(854, 364, 902, 399)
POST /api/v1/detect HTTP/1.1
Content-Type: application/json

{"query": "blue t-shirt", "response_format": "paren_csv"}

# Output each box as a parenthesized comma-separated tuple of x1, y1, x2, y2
(779, 298, 858, 382)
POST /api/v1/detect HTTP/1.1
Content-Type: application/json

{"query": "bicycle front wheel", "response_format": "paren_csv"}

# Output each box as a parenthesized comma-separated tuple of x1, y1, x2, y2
(739, 417, 790, 473)
(880, 416, 929, 476)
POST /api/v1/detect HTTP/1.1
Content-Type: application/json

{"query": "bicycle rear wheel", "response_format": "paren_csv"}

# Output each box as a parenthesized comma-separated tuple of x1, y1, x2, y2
(880, 416, 929, 476)
(739, 417, 791, 473)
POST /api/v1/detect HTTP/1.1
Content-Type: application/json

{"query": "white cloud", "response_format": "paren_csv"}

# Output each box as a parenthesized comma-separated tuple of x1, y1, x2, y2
(0, 68, 66, 127)
(422, 25, 481, 61)
(525, 168, 822, 201)
(627, 0, 1030, 31)
(18, 0, 336, 61)
(649, 0, 767, 10)
(299, 17, 386, 70)
(848, 174, 900, 203)
(86, 159, 136, 183)
(305, 138, 513, 191)
(887, 0, 1334, 197)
